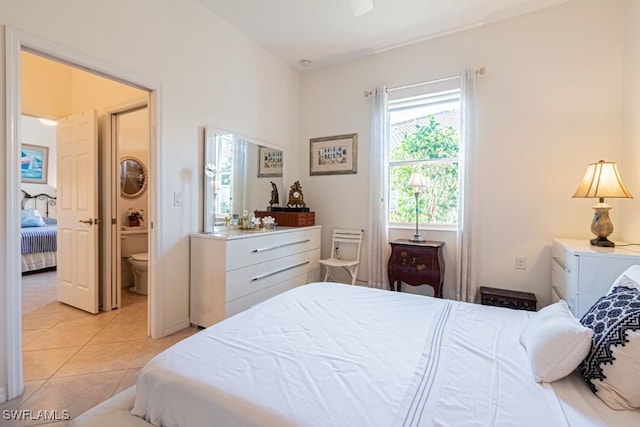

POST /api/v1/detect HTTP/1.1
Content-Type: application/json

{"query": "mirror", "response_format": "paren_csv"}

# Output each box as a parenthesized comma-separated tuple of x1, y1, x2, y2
(203, 127, 284, 232)
(120, 156, 147, 198)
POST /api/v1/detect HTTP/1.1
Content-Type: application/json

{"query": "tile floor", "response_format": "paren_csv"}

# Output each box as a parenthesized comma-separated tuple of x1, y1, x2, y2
(0, 270, 198, 426)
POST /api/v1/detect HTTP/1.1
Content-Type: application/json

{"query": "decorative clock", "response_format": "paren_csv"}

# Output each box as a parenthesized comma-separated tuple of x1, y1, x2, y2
(287, 181, 306, 208)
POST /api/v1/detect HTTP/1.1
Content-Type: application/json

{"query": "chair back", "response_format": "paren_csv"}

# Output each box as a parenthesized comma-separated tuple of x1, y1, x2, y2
(330, 229, 364, 262)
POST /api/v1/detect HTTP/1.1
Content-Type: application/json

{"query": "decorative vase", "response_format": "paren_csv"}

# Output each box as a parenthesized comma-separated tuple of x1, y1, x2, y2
(129, 217, 140, 227)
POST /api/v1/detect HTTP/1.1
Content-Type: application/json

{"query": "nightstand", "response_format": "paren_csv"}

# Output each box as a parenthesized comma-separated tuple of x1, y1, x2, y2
(479, 286, 537, 311)
(387, 240, 445, 297)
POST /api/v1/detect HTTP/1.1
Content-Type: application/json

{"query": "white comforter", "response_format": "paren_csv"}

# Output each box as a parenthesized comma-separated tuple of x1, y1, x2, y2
(132, 283, 567, 426)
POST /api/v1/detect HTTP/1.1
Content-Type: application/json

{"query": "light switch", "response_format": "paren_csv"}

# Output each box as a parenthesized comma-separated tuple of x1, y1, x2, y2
(173, 191, 183, 207)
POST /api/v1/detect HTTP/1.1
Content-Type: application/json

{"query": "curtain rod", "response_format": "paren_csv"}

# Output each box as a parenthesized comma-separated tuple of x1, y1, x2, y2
(364, 66, 486, 97)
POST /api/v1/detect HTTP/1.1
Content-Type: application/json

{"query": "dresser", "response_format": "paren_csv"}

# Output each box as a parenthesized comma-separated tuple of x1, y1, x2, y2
(551, 238, 640, 318)
(387, 240, 445, 297)
(190, 225, 321, 328)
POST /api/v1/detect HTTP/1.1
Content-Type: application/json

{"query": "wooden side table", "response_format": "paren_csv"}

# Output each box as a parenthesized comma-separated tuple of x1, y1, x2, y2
(387, 240, 445, 297)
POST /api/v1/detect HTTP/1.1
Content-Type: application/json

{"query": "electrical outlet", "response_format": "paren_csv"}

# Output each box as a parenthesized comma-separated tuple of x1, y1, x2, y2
(516, 256, 527, 270)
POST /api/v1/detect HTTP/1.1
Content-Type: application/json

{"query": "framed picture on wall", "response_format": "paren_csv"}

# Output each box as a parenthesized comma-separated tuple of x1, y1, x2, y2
(258, 146, 283, 177)
(21, 144, 49, 184)
(309, 133, 358, 176)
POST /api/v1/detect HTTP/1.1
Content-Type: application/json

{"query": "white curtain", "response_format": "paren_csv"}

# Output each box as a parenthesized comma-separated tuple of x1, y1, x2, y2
(232, 139, 247, 213)
(456, 69, 479, 302)
(367, 86, 390, 289)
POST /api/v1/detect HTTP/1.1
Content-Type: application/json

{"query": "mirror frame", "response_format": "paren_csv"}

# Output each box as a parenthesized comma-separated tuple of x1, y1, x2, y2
(120, 156, 148, 199)
(203, 127, 285, 233)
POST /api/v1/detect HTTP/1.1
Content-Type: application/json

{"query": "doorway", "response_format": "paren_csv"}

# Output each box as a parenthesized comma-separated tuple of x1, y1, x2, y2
(5, 27, 160, 400)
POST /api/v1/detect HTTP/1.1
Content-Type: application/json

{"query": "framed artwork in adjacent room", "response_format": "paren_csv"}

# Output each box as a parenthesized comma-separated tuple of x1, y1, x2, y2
(21, 144, 49, 183)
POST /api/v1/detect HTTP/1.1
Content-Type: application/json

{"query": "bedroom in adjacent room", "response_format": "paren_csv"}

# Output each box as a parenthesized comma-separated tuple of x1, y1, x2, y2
(18, 50, 162, 389)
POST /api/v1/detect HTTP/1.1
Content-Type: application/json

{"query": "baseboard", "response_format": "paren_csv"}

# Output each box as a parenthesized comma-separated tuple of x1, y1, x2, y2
(161, 316, 191, 338)
(0, 385, 7, 403)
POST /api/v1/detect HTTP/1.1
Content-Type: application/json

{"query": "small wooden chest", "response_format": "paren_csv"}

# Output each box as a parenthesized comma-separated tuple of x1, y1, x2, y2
(254, 210, 315, 227)
(480, 286, 537, 311)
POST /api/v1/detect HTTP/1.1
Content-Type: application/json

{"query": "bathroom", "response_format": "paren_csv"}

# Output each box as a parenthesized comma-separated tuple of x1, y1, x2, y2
(118, 107, 150, 297)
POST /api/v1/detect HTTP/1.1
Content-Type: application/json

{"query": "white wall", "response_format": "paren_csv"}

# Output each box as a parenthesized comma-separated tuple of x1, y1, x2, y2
(300, 0, 629, 304)
(0, 0, 299, 397)
(621, 0, 640, 241)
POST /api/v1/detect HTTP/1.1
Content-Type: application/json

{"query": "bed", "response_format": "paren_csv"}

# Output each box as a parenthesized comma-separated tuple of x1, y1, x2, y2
(70, 281, 640, 427)
(21, 190, 57, 273)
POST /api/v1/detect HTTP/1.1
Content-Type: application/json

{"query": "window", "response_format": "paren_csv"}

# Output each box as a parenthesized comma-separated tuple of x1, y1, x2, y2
(388, 84, 460, 227)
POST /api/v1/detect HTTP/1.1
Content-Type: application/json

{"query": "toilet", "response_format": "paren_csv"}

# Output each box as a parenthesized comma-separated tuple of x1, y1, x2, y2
(128, 252, 148, 295)
(121, 229, 148, 295)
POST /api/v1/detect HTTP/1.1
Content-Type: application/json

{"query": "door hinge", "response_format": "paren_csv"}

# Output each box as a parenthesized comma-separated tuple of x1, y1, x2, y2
(111, 218, 117, 225)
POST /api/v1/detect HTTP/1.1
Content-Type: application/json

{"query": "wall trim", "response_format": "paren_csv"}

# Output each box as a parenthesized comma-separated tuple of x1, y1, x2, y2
(4, 25, 164, 399)
(5, 25, 25, 402)
(0, 385, 7, 403)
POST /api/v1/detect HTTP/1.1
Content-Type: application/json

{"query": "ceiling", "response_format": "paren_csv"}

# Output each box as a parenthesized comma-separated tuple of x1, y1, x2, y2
(197, 0, 571, 71)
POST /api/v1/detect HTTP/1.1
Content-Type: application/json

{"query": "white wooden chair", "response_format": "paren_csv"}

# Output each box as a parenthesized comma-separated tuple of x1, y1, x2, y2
(318, 229, 364, 285)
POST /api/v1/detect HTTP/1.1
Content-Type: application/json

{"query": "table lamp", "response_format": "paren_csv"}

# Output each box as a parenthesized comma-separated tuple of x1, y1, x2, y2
(408, 172, 427, 242)
(572, 160, 633, 247)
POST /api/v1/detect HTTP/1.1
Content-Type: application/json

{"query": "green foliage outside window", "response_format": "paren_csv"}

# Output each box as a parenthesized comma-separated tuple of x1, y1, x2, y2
(389, 114, 459, 225)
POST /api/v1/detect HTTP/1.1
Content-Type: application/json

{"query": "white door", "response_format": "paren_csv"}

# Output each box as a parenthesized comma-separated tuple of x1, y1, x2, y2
(56, 110, 100, 314)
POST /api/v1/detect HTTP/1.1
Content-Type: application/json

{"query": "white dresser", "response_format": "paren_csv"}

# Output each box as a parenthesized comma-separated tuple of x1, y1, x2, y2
(551, 238, 640, 318)
(190, 225, 321, 328)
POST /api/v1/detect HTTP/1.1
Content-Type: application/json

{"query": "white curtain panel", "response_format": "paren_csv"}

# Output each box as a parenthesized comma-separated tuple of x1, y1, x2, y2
(367, 86, 390, 289)
(456, 69, 479, 302)
(232, 139, 247, 214)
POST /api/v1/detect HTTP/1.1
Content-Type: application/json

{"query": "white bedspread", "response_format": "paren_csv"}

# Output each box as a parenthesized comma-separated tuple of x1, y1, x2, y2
(132, 283, 567, 426)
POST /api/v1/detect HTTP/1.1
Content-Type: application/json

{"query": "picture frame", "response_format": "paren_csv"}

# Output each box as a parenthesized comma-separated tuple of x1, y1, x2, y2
(257, 146, 283, 178)
(309, 133, 358, 176)
(21, 144, 49, 184)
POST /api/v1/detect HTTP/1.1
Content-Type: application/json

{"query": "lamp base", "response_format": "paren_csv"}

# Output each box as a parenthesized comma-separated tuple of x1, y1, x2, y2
(590, 236, 615, 247)
(409, 234, 425, 242)
(590, 203, 615, 248)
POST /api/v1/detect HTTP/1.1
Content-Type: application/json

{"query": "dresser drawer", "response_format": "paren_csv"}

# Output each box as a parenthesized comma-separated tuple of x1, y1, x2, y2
(226, 228, 320, 271)
(226, 272, 314, 317)
(226, 249, 320, 301)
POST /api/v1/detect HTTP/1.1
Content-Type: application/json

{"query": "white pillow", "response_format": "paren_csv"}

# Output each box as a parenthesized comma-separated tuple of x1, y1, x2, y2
(520, 300, 593, 383)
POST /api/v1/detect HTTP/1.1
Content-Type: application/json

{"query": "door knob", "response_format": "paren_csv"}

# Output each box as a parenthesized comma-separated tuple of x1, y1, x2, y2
(79, 218, 94, 225)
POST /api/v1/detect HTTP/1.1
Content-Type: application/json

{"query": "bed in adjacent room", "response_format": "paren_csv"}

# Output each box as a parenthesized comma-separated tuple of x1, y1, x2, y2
(21, 190, 57, 273)
(71, 280, 640, 426)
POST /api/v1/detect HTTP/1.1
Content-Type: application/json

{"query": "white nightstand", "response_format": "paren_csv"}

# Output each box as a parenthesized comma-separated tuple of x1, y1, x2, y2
(551, 238, 640, 318)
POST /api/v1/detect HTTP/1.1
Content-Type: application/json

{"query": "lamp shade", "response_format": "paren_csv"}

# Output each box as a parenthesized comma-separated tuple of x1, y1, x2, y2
(572, 160, 633, 199)
(408, 172, 427, 188)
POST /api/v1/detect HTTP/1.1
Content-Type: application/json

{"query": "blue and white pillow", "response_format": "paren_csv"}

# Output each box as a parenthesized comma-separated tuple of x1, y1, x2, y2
(579, 278, 640, 410)
(20, 209, 45, 227)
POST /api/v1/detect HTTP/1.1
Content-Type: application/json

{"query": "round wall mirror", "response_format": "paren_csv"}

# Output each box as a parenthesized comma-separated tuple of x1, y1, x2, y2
(120, 156, 147, 198)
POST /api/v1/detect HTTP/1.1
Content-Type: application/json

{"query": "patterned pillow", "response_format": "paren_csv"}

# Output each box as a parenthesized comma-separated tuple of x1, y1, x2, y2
(578, 286, 640, 410)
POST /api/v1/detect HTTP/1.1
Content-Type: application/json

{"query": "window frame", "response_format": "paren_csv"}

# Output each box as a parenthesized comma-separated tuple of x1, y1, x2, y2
(387, 86, 461, 228)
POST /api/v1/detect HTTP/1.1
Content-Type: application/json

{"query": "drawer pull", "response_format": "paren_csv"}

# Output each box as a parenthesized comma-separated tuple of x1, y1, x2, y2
(251, 239, 310, 253)
(251, 261, 310, 281)
(552, 256, 570, 273)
